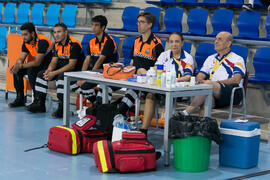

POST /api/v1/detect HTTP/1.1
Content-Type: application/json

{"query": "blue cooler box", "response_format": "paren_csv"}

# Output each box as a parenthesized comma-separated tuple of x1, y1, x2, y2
(219, 120, 260, 168)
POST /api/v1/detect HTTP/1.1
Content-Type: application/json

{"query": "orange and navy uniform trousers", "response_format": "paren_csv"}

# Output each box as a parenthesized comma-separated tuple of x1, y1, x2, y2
(117, 33, 164, 115)
(35, 35, 85, 103)
(13, 33, 52, 98)
(75, 33, 118, 104)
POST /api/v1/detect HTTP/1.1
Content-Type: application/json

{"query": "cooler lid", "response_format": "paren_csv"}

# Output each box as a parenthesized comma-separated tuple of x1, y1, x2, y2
(220, 120, 260, 131)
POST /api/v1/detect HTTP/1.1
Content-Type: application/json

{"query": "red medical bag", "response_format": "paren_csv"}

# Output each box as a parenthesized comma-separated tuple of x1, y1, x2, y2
(93, 131, 157, 173)
(48, 126, 81, 155)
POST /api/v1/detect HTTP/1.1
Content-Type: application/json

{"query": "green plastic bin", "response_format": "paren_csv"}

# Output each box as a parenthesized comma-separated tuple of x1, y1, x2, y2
(173, 136, 211, 172)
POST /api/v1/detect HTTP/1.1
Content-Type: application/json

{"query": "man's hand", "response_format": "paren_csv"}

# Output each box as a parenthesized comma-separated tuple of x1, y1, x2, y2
(43, 70, 55, 81)
(10, 61, 22, 74)
(77, 80, 86, 87)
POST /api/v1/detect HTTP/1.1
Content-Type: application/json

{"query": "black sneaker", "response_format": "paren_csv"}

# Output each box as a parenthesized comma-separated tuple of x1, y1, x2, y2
(8, 98, 25, 108)
(25, 102, 46, 113)
(242, 4, 253, 11)
(52, 105, 63, 118)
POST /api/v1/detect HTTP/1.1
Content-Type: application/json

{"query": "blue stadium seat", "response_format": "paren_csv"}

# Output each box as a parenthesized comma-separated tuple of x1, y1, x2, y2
(236, 10, 261, 39)
(249, 47, 270, 84)
(46, 4, 61, 26)
(122, 36, 136, 65)
(265, 12, 270, 39)
(185, 8, 209, 35)
(225, 0, 244, 8)
(16, 3, 30, 24)
(162, 8, 184, 33)
(0, 3, 3, 23)
(180, 0, 197, 5)
(144, 7, 161, 33)
(194, 42, 215, 74)
(31, 3, 45, 26)
(62, 4, 77, 27)
(146, 0, 176, 6)
(108, 6, 140, 32)
(231, 45, 248, 64)
(0, 27, 7, 53)
(81, 34, 96, 56)
(200, 0, 220, 6)
(3, 3, 16, 24)
(183, 41, 192, 54)
(211, 9, 233, 36)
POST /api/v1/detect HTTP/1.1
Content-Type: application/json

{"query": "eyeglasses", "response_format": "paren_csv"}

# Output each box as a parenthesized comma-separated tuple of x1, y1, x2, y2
(137, 20, 147, 25)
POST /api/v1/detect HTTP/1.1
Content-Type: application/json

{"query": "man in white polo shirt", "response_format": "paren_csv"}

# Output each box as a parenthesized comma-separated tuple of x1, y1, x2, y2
(181, 31, 246, 117)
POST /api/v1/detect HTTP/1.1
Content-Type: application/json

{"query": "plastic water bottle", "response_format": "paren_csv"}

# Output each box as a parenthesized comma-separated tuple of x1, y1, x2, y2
(156, 64, 164, 86)
(166, 70, 171, 88)
(161, 70, 166, 87)
(171, 68, 176, 88)
(113, 114, 129, 130)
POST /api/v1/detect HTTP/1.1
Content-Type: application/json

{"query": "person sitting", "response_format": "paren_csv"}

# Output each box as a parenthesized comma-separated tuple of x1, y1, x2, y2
(74, 15, 119, 107)
(140, 32, 194, 135)
(112, 12, 164, 122)
(25, 23, 85, 118)
(180, 31, 246, 117)
(9, 23, 52, 108)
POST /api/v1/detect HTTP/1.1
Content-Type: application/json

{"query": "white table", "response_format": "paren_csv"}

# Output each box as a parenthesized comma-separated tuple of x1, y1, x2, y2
(63, 71, 213, 166)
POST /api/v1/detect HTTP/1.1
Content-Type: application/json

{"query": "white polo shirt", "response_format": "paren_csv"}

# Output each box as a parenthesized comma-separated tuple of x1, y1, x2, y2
(200, 51, 246, 86)
(155, 50, 194, 77)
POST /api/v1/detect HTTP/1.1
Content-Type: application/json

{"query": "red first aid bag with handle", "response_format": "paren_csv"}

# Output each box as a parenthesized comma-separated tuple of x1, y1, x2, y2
(80, 130, 108, 153)
(48, 126, 81, 155)
(93, 131, 157, 173)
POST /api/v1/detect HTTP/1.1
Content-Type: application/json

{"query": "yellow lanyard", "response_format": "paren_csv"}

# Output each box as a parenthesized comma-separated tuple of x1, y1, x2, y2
(209, 52, 232, 80)
(173, 57, 182, 79)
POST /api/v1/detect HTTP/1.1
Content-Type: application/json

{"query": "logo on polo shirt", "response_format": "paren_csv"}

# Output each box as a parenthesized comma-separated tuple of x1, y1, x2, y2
(145, 48, 150, 54)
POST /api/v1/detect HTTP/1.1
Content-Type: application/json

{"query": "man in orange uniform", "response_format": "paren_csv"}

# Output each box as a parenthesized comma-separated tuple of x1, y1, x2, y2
(26, 23, 85, 118)
(9, 23, 52, 108)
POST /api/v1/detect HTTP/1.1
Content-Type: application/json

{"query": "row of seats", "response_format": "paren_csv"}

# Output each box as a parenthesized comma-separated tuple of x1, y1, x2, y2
(109, 6, 268, 40)
(0, 0, 111, 3)
(0, 2, 78, 53)
(146, 0, 265, 9)
(0, 3, 77, 27)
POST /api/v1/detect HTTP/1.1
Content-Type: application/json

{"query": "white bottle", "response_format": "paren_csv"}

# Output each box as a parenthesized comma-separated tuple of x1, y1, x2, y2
(171, 68, 176, 88)
(166, 70, 171, 88)
(161, 70, 166, 87)
(149, 67, 156, 85)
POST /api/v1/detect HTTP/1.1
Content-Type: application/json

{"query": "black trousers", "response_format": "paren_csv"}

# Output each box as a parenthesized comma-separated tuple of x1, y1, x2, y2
(13, 66, 44, 97)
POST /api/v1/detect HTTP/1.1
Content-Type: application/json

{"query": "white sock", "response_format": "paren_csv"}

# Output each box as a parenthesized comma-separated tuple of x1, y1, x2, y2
(182, 110, 189, 116)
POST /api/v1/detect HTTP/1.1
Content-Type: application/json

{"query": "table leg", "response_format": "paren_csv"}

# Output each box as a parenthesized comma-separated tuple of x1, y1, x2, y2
(100, 84, 108, 104)
(164, 92, 173, 166)
(204, 89, 212, 117)
(63, 76, 71, 127)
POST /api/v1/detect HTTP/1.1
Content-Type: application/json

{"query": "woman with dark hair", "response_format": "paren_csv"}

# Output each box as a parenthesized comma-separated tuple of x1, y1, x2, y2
(140, 32, 194, 135)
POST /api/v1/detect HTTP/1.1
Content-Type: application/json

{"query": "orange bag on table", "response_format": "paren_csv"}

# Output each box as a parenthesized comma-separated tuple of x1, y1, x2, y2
(103, 63, 136, 80)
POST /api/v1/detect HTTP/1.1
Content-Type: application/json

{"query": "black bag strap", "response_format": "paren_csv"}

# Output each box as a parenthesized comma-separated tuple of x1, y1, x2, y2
(24, 143, 48, 152)
(106, 63, 124, 76)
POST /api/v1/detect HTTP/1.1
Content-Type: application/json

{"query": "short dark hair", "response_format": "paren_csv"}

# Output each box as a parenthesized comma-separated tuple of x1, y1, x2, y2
(54, 23, 67, 31)
(137, 12, 156, 29)
(92, 15, 108, 29)
(169, 32, 184, 42)
(20, 23, 36, 34)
